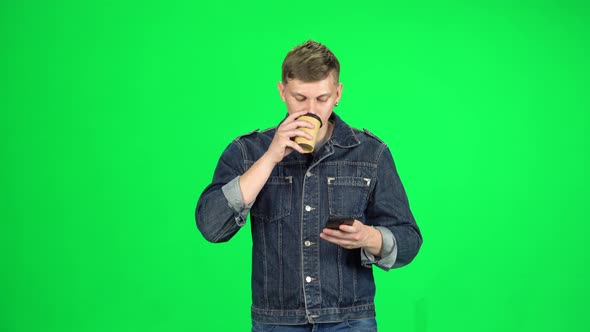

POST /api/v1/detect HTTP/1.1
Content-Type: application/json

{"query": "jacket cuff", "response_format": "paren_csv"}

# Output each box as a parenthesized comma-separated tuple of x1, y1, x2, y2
(361, 226, 397, 271)
(221, 176, 254, 227)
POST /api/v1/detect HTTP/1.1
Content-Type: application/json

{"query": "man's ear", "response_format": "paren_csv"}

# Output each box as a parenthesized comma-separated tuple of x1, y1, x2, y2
(278, 81, 286, 102)
(336, 83, 343, 104)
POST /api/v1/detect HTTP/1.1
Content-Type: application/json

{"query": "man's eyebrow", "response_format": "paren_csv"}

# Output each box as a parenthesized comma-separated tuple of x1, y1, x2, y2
(291, 92, 332, 98)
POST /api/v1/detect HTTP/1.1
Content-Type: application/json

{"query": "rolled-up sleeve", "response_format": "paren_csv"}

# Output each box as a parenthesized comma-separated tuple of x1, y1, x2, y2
(364, 144, 422, 269)
(221, 176, 254, 227)
(196, 141, 250, 243)
(361, 226, 398, 270)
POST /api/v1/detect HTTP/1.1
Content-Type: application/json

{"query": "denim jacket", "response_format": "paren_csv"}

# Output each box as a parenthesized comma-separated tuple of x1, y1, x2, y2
(196, 113, 422, 325)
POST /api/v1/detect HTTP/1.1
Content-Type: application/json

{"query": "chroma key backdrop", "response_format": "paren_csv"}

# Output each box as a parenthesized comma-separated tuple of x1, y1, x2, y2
(1, 1, 589, 331)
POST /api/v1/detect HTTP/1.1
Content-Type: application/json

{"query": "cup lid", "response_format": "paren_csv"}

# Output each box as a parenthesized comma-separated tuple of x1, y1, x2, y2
(299, 113, 323, 128)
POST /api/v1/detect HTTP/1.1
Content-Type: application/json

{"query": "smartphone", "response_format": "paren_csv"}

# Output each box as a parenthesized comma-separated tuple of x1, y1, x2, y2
(325, 217, 355, 230)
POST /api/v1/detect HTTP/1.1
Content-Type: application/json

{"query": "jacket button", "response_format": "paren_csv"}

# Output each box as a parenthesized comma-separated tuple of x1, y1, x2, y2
(306, 276, 312, 283)
(306, 171, 313, 177)
(304, 241, 311, 247)
(305, 205, 312, 212)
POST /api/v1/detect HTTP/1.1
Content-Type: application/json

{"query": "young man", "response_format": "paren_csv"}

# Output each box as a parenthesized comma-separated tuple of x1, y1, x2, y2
(196, 40, 422, 331)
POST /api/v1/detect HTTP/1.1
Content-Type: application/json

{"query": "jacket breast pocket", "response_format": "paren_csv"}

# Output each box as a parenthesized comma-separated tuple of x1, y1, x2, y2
(250, 176, 292, 223)
(327, 176, 372, 218)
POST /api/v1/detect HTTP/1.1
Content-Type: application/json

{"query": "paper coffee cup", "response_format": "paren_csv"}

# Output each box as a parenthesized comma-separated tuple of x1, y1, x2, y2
(294, 113, 323, 153)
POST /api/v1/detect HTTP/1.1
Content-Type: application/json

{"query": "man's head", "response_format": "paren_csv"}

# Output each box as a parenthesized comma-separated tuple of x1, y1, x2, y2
(281, 40, 340, 84)
(278, 40, 343, 130)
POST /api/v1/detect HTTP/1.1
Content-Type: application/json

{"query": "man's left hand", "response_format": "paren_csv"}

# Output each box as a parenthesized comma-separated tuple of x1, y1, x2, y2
(320, 220, 383, 257)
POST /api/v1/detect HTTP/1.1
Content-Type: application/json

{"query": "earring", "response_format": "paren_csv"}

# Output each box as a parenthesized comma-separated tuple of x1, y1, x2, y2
(335, 102, 339, 107)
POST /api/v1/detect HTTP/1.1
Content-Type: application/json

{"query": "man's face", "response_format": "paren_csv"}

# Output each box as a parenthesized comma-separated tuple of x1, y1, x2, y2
(278, 74, 343, 129)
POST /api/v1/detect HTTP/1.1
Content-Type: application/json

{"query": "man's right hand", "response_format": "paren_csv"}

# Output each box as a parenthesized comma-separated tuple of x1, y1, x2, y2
(238, 111, 315, 205)
(264, 111, 315, 164)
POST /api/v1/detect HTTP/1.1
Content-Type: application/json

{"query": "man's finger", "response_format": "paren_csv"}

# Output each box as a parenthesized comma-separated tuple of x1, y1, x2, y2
(284, 140, 306, 154)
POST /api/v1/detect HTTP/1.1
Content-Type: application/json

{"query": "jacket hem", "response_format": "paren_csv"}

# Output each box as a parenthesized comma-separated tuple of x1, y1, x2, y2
(251, 304, 376, 325)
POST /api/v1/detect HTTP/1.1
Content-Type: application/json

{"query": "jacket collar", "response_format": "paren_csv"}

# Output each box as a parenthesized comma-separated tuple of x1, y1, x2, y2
(329, 112, 361, 149)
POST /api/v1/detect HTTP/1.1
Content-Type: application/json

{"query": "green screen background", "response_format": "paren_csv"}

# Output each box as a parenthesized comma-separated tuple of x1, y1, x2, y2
(2, 1, 589, 331)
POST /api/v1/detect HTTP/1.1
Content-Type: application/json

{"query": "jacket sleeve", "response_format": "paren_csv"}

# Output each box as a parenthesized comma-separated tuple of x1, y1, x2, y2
(366, 145, 422, 269)
(195, 141, 250, 243)
(360, 226, 398, 270)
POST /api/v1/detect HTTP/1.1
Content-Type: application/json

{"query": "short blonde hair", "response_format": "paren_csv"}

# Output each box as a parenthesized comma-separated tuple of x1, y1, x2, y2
(281, 40, 340, 85)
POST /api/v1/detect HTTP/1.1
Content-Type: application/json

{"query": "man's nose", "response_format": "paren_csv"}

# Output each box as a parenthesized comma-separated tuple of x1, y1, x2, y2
(303, 100, 319, 114)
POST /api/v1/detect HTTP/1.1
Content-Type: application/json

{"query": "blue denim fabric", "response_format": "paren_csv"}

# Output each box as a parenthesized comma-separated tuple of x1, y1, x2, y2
(196, 113, 422, 324)
(252, 318, 377, 331)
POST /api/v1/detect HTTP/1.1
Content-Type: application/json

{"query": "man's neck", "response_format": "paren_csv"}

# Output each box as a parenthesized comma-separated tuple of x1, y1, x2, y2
(315, 121, 334, 149)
